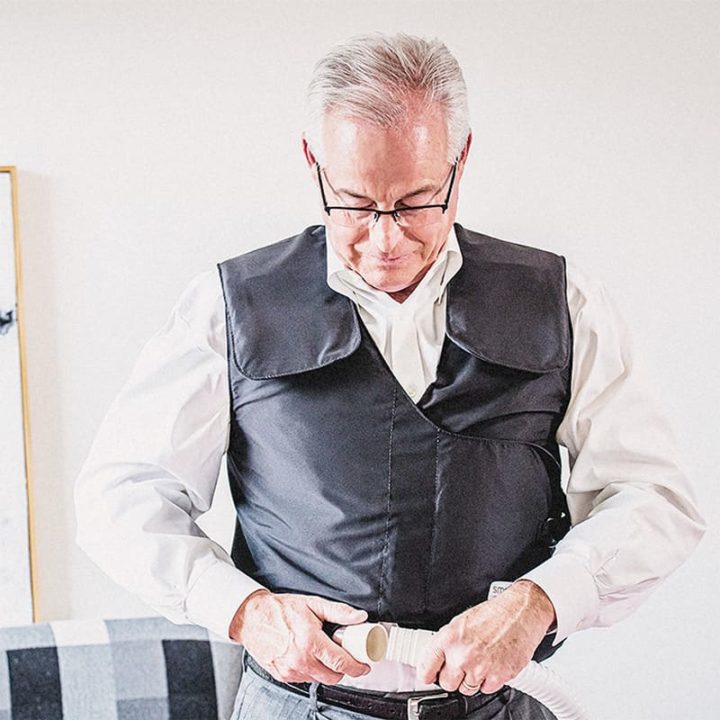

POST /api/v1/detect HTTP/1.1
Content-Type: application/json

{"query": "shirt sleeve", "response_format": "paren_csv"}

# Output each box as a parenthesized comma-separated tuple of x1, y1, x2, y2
(519, 260, 706, 644)
(73, 268, 267, 642)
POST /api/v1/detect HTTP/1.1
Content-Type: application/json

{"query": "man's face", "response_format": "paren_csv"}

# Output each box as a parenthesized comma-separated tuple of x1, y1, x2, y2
(304, 103, 469, 294)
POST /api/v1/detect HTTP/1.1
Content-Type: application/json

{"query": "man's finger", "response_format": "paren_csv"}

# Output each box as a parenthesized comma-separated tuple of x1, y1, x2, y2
(306, 596, 368, 625)
(437, 662, 464, 693)
(305, 655, 346, 685)
(458, 674, 483, 697)
(314, 632, 372, 678)
(417, 642, 445, 685)
(480, 673, 505, 694)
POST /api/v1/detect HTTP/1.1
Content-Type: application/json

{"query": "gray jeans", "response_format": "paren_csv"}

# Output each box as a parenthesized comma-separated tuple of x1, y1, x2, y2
(230, 652, 558, 720)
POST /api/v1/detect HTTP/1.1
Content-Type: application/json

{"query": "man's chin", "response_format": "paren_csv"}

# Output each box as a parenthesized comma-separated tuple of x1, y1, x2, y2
(361, 268, 415, 294)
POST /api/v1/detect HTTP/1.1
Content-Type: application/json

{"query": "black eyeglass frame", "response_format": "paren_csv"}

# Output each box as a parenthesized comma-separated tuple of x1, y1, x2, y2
(315, 160, 458, 225)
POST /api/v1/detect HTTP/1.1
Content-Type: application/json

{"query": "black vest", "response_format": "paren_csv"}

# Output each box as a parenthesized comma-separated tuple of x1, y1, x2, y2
(217, 223, 573, 661)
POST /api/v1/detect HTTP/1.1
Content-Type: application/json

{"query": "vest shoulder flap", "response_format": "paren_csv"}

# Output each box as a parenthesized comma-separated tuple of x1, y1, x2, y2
(448, 225, 570, 373)
(217, 225, 362, 379)
(217, 224, 570, 379)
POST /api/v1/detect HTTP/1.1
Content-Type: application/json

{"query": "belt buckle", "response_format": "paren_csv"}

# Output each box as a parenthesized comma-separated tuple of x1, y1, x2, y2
(407, 691, 449, 720)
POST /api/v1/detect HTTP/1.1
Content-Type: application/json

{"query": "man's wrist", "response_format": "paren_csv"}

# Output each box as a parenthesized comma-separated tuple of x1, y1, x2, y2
(510, 579, 557, 634)
(228, 588, 271, 643)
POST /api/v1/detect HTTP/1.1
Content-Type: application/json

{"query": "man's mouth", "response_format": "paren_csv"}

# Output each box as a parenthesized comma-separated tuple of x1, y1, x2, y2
(374, 254, 409, 264)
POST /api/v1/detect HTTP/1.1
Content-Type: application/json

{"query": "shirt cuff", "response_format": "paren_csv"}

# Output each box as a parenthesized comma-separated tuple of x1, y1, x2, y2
(184, 560, 267, 643)
(518, 553, 600, 644)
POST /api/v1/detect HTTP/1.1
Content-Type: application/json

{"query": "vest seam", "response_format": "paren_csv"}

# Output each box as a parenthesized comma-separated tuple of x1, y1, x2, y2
(218, 265, 246, 380)
(376, 387, 397, 617)
(229, 345, 362, 380)
(423, 430, 442, 615)
(560, 253, 575, 423)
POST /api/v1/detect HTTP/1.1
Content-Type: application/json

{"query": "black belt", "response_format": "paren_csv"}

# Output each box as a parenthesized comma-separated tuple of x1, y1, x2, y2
(243, 650, 508, 720)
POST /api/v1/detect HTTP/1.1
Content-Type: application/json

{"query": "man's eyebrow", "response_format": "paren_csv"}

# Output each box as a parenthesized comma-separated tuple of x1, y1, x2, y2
(335, 187, 373, 201)
(335, 183, 437, 203)
(400, 184, 436, 200)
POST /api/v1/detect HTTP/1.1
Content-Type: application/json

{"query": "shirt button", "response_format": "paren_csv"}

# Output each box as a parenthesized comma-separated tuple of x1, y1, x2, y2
(407, 384, 418, 398)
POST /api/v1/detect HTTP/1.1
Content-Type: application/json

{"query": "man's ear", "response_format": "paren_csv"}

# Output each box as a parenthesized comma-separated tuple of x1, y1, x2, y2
(301, 134, 318, 173)
(459, 130, 473, 166)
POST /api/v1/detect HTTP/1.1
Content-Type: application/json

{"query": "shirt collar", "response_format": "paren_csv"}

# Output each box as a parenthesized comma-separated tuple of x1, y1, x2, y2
(325, 225, 464, 312)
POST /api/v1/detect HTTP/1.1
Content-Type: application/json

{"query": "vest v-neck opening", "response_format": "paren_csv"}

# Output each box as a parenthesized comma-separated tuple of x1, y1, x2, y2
(352, 302, 566, 469)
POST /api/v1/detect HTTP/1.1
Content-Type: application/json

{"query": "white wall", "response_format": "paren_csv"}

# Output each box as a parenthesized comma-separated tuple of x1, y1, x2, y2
(1, 2, 718, 718)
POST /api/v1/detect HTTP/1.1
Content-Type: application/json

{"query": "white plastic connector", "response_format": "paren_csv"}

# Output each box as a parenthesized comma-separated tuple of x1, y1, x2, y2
(331, 622, 389, 663)
(333, 623, 589, 720)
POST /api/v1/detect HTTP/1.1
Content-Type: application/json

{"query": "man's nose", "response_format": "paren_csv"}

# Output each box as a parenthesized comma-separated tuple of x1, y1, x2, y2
(368, 213, 404, 254)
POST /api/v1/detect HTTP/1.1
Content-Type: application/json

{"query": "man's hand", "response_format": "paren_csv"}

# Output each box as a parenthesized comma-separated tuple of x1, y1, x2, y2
(417, 580, 555, 695)
(229, 589, 372, 685)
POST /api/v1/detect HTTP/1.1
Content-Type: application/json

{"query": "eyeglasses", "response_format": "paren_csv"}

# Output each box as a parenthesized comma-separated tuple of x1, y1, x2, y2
(316, 161, 458, 229)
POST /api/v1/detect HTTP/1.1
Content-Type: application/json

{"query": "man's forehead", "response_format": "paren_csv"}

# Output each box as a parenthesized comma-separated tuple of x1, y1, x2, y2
(321, 109, 449, 198)
(322, 105, 447, 152)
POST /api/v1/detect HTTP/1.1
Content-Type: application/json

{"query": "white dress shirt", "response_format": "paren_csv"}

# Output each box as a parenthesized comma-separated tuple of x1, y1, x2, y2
(325, 226, 464, 403)
(74, 226, 705, 692)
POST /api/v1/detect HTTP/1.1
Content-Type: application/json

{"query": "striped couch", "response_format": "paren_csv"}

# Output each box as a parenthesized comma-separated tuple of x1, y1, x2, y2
(0, 616, 245, 720)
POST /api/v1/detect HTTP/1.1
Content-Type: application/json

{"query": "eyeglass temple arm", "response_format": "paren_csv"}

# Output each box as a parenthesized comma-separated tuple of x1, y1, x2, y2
(315, 162, 332, 214)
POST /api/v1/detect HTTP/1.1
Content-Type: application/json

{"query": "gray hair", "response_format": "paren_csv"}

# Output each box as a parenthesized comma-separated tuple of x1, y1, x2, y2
(305, 32, 470, 165)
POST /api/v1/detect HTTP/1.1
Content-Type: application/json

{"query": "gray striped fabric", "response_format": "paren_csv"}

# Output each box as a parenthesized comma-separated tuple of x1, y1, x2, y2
(0, 616, 245, 720)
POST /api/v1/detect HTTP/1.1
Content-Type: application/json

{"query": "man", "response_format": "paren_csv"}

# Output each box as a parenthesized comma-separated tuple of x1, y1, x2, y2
(75, 33, 705, 720)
